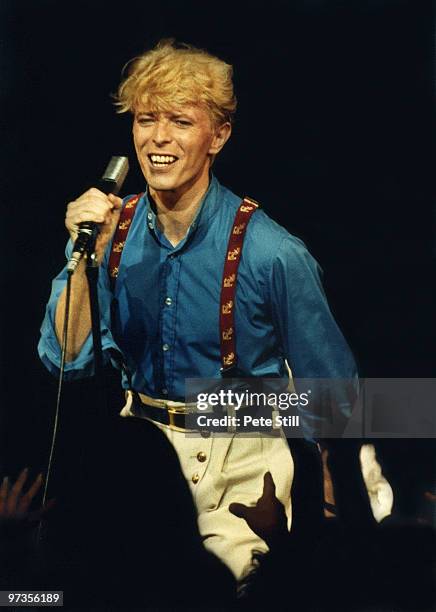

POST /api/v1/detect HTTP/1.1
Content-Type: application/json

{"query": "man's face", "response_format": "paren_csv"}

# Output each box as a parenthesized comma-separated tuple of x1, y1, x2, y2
(132, 104, 228, 196)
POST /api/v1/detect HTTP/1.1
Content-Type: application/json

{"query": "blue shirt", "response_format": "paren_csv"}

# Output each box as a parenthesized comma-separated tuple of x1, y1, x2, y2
(38, 175, 357, 434)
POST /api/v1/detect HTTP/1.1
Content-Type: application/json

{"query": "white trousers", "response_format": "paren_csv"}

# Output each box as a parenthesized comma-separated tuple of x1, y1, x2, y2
(121, 394, 294, 579)
(159, 427, 293, 579)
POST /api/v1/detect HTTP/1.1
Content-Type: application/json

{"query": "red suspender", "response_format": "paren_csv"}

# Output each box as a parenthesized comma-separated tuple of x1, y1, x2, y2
(107, 193, 260, 371)
(108, 193, 143, 287)
(220, 197, 259, 372)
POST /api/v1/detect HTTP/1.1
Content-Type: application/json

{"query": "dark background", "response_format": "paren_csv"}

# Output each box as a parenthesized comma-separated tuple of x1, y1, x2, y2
(0, 1, 434, 474)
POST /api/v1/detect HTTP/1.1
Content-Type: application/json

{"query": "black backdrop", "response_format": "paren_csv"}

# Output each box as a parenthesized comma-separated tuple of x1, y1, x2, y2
(0, 1, 434, 474)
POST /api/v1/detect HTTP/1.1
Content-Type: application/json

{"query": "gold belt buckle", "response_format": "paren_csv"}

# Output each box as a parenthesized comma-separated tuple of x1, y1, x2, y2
(167, 404, 189, 432)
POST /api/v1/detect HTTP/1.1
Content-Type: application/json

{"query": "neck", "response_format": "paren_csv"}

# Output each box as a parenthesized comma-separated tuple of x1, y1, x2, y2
(149, 171, 210, 247)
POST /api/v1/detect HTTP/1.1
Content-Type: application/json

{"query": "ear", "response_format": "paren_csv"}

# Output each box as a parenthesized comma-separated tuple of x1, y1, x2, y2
(208, 122, 232, 155)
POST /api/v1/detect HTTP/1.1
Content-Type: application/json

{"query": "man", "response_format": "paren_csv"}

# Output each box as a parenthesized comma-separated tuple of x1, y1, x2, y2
(38, 39, 357, 579)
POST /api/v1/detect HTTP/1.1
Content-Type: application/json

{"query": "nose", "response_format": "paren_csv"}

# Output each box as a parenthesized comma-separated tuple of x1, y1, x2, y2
(152, 118, 172, 145)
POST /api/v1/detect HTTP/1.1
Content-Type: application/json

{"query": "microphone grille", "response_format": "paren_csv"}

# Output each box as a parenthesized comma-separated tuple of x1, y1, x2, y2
(102, 156, 129, 192)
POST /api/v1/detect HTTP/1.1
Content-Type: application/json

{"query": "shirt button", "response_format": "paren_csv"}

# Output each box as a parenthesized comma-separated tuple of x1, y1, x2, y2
(148, 222, 153, 229)
(197, 451, 207, 463)
(162, 344, 170, 352)
(165, 297, 172, 306)
(162, 388, 168, 395)
(192, 473, 200, 484)
(147, 212, 152, 220)
(169, 254, 175, 260)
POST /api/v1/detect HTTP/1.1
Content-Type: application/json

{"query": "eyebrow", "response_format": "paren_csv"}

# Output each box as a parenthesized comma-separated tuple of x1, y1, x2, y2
(135, 110, 195, 120)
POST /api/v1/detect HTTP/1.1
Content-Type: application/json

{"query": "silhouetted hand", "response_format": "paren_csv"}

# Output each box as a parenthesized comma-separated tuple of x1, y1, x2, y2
(229, 472, 288, 548)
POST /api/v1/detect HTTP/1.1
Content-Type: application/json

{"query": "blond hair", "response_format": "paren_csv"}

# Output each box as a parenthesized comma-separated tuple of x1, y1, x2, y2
(115, 39, 236, 127)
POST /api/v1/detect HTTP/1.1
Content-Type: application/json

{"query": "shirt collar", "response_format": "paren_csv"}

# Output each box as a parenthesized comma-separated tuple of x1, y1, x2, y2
(143, 174, 221, 248)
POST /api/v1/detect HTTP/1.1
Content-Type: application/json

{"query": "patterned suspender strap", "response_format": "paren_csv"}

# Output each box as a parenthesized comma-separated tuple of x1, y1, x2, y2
(220, 196, 260, 375)
(108, 193, 143, 289)
(108, 192, 258, 373)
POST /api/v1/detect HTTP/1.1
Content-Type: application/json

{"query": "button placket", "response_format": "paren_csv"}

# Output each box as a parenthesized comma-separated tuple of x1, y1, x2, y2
(188, 436, 212, 486)
(160, 255, 180, 394)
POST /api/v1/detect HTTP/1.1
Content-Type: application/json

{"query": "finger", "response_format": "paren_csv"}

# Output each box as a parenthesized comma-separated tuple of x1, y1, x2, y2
(0, 476, 9, 512)
(82, 187, 114, 201)
(229, 502, 249, 519)
(66, 211, 106, 227)
(0, 476, 9, 497)
(67, 194, 112, 210)
(7, 468, 28, 514)
(260, 472, 276, 501)
(18, 473, 43, 514)
(27, 473, 43, 500)
(66, 201, 110, 223)
(67, 194, 113, 215)
(107, 194, 123, 210)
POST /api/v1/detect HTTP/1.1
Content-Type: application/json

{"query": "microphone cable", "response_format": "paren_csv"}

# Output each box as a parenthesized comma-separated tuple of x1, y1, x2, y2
(36, 156, 129, 544)
(36, 270, 72, 544)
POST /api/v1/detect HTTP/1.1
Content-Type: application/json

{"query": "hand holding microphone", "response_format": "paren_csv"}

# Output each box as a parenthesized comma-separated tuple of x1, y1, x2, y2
(66, 156, 129, 274)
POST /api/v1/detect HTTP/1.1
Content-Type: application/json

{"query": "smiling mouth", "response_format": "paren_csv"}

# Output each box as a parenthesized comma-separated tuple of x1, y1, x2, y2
(148, 154, 178, 167)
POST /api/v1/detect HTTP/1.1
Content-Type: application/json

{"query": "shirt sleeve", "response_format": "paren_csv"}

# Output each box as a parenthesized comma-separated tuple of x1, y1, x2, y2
(269, 235, 359, 438)
(37, 240, 120, 380)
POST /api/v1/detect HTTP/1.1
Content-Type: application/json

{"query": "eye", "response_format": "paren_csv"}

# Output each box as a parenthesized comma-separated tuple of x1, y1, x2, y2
(136, 116, 154, 126)
(174, 118, 192, 127)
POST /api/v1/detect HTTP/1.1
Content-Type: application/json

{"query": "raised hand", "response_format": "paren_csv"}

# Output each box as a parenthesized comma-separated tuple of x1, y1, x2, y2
(229, 472, 288, 548)
(0, 468, 54, 524)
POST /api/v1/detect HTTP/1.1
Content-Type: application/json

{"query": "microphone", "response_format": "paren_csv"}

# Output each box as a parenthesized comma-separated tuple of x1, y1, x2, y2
(67, 156, 129, 274)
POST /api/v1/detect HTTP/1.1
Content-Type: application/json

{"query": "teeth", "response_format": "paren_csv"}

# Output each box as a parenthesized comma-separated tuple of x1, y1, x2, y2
(150, 154, 177, 164)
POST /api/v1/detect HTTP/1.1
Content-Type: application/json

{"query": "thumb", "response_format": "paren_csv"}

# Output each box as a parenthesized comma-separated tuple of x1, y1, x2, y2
(107, 193, 123, 210)
(261, 472, 276, 500)
(229, 502, 249, 519)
